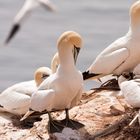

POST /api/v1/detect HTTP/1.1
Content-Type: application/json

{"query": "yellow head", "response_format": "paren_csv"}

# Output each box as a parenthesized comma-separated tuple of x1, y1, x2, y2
(34, 67, 52, 86)
(130, 0, 140, 28)
(51, 52, 60, 73)
(57, 31, 82, 49)
(57, 31, 83, 64)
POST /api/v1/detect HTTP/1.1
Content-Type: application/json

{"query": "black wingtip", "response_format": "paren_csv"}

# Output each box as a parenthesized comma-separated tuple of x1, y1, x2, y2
(82, 71, 100, 80)
(5, 23, 20, 44)
(0, 104, 4, 108)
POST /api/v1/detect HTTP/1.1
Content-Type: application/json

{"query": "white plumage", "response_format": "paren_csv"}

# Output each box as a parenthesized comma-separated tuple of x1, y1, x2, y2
(51, 52, 59, 74)
(83, 1, 140, 80)
(21, 31, 83, 121)
(0, 52, 59, 115)
(120, 79, 140, 108)
(0, 67, 51, 115)
(5, 0, 56, 44)
(14, 0, 56, 24)
(119, 63, 140, 108)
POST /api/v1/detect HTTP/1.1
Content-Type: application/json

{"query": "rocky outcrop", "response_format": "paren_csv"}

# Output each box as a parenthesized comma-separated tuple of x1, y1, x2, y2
(0, 90, 139, 140)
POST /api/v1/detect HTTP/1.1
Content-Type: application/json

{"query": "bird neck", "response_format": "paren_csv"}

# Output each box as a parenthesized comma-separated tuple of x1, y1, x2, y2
(34, 73, 42, 87)
(130, 14, 140, 36)
(130, 29, 140, 39)
(51, 59, 59, 74)
(58, 44, 75, 71)
(51, 53, 59, 73)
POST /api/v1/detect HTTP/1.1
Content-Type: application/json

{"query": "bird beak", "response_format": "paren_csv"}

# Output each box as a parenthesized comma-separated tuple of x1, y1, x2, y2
(4, 23, 20, 44)
(20, 109, 34, 121)
(73, 46, 80, 64)
(41, 74, 49, 79)
(39, 0, 57, 12)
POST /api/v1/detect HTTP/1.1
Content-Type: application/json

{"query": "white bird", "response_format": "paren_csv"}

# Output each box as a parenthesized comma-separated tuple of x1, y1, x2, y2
(0, 52, 59, 115)
(20, 31, 83, 133)
(119, 78, 140, 108)
(83, 0, 140, 81)
(0, 67, 51, 115)
(118, 63, 140, 108)
(118, 64, 140, 126)
(5, 0, 56, 44)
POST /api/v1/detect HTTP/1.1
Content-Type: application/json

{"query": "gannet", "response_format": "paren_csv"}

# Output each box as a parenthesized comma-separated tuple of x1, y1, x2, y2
(20, 31, 83, 133)
(118, 64, 140, 108)
(0, 52, 59, 115)
(83, 0, 140, 81)
(118, 64, 140, 126)
(0, 67, 51, 115)
(5, 0, 56, 44)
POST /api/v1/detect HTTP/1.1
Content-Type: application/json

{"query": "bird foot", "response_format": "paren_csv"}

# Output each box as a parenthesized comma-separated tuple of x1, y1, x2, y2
(60, 118, 84, 130)
(48, 120, 65, 133)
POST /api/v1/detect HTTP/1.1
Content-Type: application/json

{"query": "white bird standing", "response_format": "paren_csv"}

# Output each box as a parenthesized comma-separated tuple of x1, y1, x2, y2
(5, 0, 56, 44)
(83, 0, 140, 81)
(0, 52, 59, 115)
(20, 31, 84, 133)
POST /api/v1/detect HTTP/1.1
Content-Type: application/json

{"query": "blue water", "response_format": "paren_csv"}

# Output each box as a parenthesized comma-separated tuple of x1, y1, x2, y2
(0, 0, 136, 91)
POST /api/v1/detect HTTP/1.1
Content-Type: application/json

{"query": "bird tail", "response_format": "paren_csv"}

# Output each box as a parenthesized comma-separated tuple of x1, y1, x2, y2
(82, 70, 103, 80)
(20, 109, 34, 121)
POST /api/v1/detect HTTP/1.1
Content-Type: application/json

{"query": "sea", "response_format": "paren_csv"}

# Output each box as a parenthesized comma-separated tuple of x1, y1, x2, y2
(0, 0, 136, 91)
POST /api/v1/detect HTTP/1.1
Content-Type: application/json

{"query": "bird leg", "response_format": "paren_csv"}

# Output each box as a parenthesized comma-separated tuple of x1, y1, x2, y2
(60, 109, 84, 130)
(47, 112, 65, 133)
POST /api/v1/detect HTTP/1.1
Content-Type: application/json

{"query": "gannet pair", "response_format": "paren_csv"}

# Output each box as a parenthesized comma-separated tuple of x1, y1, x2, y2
(83, 0, 140, 81)
(0, 53, 59, 115)
(118, 64, 140, 108)
(20, 31, 83, 133)
(5, 0, 56, 44)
